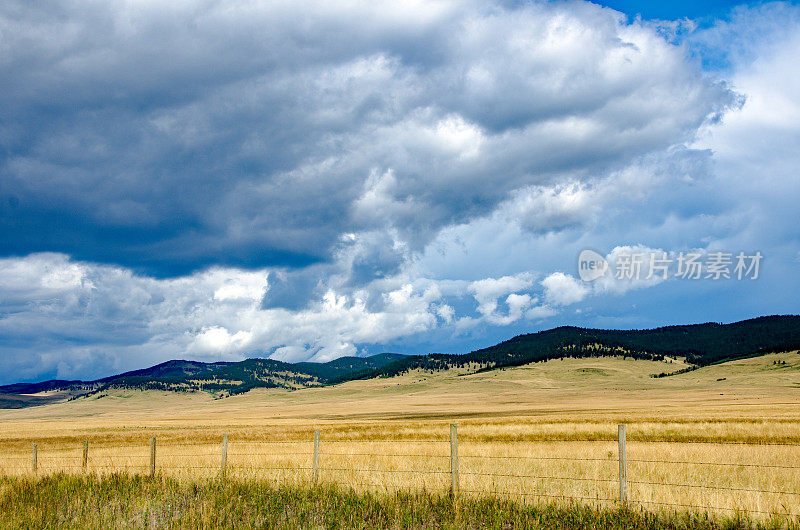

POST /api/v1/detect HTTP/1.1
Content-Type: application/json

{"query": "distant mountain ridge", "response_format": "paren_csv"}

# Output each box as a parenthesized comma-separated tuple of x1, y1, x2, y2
(371, 315, 800, 377)
(2, 315, 798, 407)
(0, 353, 406, 401)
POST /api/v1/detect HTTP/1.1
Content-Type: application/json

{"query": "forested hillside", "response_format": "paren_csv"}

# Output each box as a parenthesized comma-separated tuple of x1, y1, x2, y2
(371, 315, 800, 377)
(1, 316, 797, 405)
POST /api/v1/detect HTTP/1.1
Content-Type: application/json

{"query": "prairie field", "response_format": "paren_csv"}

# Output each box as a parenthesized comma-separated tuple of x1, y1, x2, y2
(1, 351, 800, 526)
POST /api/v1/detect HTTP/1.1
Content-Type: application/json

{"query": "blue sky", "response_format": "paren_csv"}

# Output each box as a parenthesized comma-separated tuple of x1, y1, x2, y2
(0, 0, 798, 384)
(599, 0, 764, 21)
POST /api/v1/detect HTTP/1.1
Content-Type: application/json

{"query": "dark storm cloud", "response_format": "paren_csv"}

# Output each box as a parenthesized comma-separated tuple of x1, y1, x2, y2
(261, 270, 321, 311)
(0, 0, 733, 276)
(6, 1, 793, 384)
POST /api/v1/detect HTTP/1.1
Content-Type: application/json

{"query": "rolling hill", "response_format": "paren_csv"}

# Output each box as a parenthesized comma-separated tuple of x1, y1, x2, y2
(373, 314, 800, 377)
(1, 315, 798, 407)
(0, 354, 406, 407)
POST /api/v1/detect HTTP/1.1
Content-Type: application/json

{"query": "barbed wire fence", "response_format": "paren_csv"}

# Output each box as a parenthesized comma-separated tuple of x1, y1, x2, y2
(3, 424, 800, 520)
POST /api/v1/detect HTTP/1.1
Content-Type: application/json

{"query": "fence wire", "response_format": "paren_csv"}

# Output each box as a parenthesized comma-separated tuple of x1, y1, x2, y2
(3, 429, 799, 520)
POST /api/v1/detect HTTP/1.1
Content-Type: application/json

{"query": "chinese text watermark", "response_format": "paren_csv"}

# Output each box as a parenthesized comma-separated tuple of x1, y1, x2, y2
(578, 249, 762, 282)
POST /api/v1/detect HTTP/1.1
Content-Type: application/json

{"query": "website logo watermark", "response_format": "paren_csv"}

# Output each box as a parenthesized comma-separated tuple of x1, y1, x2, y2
(578, 250, 762, 282)
(577, 249, 609, 282)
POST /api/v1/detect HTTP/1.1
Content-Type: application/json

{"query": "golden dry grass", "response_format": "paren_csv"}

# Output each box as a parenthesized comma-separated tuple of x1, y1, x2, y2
(1, 351, 799, 520)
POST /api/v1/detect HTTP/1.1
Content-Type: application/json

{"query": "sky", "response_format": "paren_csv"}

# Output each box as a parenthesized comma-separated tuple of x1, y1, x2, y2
(0, 0, 798, 384)
(599, 0, 767, 21)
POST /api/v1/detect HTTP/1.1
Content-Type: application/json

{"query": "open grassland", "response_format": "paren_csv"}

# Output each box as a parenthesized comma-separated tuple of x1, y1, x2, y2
(3, 474, 790, 530)
(2, 474, 795, 530)
(1, 352, 800, 525)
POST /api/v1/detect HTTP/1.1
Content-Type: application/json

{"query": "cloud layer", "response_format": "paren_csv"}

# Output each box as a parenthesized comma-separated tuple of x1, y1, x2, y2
(1, 0, 730, 275)
(0, 1, 798, 383)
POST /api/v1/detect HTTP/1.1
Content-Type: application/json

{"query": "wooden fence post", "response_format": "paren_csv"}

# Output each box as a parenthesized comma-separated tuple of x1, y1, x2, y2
(221, 434, 228, 478)
(32, 443, 37, 474)
(450, 423, 459, 498)
(618, 424, 627, 506)
(82, 440, 88, 471)
(312, 430, 320, 485)
(150, 437, 156, 478)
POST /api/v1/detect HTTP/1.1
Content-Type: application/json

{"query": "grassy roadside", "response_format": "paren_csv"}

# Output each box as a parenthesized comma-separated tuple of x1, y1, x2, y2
(0, 474, 793, 529)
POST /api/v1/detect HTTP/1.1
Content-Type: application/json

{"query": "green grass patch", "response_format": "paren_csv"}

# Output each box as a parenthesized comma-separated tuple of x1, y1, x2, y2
(0, 474, 794, 529)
